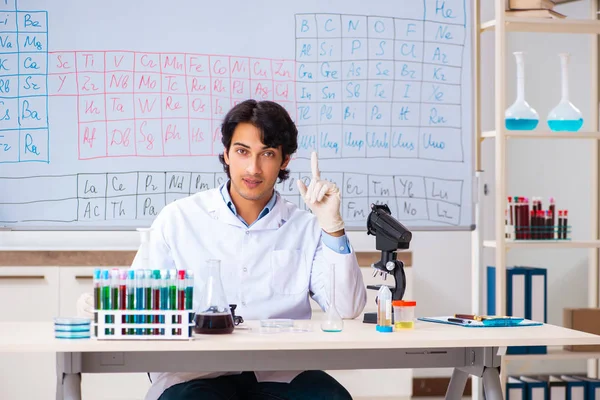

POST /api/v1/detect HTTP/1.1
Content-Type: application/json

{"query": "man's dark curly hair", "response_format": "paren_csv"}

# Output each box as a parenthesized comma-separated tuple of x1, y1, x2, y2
(219, 99, 298, 182)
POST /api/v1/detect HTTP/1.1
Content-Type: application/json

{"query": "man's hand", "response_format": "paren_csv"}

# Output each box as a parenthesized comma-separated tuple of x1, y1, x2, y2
(76, 292, 94, 319)
(297, 152, 345, 234)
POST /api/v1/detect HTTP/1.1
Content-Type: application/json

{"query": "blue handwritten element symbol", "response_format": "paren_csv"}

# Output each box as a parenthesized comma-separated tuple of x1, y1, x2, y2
(24, 133, 40, 155)
(436, 0, 456, 19)
(320, 132, 339, 153)
(345, 131, 364, 151)
(423, 133, 446, 150)
(429, 108, 447, 125)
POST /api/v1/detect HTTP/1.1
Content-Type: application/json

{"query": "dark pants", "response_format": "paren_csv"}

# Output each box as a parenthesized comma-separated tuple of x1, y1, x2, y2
(158, 371, 353, 400)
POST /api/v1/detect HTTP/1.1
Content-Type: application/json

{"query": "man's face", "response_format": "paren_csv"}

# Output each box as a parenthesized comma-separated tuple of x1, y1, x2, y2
(223, 122, 290, 202)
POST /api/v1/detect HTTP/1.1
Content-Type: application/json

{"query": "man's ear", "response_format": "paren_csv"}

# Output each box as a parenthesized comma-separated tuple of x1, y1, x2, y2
(223, 148, 230, 165)
(281, 154, 291, 170)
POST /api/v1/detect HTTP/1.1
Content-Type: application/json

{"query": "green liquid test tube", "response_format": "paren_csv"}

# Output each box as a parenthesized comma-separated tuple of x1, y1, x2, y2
(160, 270, 168, 335)
(110, 269, 119, 335)
(169, 269, 177, 335)
(127, 270, 135, 335)
(101, 270, 110, 335)
(144, 269, 152, 335)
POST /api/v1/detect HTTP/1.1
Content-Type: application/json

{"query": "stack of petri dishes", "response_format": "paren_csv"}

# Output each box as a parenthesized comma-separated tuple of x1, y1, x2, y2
(54, 317, 92, 339)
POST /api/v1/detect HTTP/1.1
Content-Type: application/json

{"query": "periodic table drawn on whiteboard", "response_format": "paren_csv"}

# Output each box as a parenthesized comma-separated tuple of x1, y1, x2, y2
(0, 0, 474, 230)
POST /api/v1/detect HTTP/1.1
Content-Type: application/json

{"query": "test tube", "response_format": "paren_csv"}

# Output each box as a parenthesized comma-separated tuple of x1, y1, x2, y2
(152, 270, 161, 335)
(135, 269, 144, 335)
(376, 286, 393, 332)
(101, 270, 111, 335)
(160, 270, 168, 335)
(127, 270, 135, 335)
(93, 268, 101, 337)
(144, 269, 152, 335)
(186, 270, 194, 311)
(168, 269, 177, 334)
(119, 270, 127, 335)
(177, 270, 186, 335)
(110, 269, 120, 335)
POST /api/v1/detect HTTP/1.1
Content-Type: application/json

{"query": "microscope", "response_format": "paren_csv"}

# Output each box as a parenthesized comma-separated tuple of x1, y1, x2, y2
(362, 204, 413, 324)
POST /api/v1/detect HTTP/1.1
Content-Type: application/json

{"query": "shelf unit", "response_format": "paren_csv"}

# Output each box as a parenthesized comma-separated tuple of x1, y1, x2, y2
(473, 0, 600, 397)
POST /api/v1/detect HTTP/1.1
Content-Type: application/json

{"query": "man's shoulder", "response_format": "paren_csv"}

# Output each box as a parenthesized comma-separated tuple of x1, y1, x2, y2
(154, 188, 220, 222)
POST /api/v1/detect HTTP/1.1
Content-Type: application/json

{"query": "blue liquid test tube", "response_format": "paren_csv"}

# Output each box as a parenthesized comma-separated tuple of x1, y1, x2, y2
(93, 268, 101, 337)
(135, 269, 144, 335)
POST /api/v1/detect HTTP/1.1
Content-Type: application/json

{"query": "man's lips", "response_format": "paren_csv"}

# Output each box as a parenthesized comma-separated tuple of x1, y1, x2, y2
(243, 178, 263, 186)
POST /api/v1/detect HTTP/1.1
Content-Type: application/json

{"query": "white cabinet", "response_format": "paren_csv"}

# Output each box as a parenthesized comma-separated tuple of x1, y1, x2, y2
(0, 267, 59, 400)
(59, 267, 151, 400)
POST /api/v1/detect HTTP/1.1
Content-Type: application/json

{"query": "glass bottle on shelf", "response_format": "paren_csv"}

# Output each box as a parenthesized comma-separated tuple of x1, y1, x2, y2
(505, 52, 539, 131)
(547, 53, 584, 132)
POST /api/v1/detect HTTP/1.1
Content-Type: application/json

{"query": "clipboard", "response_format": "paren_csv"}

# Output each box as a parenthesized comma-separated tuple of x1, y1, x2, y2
(418, 316, 543, 328)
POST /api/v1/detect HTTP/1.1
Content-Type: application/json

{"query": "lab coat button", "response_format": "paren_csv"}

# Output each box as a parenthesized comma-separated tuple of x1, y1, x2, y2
(242, 301, 246, 306)
(245, 230, 250, 235)
(243, 267, 248, 272)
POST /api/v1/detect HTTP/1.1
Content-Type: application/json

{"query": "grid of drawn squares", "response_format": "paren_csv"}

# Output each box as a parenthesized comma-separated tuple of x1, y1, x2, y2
(61, 52, 297, 159)
(72, 171, 462, 224)
(277, 172, 462, 225)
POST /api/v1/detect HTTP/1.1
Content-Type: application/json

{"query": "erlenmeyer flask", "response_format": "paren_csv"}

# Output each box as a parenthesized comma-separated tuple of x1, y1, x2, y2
(505, 52, 539, 130)
(547, 53, 584, 132)
(193, 259, 235, 334)
(321, 264, 343, 332)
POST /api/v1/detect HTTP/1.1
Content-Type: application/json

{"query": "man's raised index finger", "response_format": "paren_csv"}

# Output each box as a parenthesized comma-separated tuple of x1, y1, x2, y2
(311, 151, 320, 179)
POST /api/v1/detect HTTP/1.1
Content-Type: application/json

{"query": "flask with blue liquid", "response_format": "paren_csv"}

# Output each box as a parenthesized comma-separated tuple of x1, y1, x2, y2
(505, 52, 539, 131)
(547, 53, 584, 132)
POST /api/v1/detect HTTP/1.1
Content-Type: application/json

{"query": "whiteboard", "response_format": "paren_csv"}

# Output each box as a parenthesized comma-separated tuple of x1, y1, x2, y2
(0, 0, 474, 230)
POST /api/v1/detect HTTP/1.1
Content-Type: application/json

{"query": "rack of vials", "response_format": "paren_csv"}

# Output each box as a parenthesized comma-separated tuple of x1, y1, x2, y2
(93, 268, 195, 340)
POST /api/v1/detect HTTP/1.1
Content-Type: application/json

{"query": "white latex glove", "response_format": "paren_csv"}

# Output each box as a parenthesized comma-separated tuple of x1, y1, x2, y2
(76, 292, 94, 319)
(297, 152, 345, 233)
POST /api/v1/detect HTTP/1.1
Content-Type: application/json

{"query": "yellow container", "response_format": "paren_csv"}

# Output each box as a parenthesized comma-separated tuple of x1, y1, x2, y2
(393, 300, 416, 330)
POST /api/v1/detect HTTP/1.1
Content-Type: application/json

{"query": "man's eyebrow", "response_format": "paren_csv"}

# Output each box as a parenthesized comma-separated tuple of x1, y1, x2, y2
(232, 142, 276, 150)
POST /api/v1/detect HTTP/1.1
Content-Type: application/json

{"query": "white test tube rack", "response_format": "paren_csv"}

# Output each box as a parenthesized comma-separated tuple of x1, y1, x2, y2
(94, 309, 195, 340)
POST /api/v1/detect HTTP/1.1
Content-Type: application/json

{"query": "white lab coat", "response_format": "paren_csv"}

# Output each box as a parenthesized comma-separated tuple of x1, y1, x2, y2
(131, 187, 367, 400)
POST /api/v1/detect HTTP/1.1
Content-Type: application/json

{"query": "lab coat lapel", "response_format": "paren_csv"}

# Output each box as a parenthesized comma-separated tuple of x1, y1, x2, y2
(251, 193, 292, 230)
(204, 190, 248, 229)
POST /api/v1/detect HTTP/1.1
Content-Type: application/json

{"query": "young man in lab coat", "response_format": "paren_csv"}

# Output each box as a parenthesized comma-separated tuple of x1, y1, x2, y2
(78, 99, 367, 400)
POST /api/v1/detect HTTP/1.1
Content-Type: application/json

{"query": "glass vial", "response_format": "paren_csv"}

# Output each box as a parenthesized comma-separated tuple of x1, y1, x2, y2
(547, 53, 584, 132)
(321, 263, 344, 332)
(194, 259, 235, 334)
(505, 52, 539, 131)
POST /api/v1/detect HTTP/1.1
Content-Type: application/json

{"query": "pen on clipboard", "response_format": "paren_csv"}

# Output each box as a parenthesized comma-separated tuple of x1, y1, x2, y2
(448, 317, 472, 324)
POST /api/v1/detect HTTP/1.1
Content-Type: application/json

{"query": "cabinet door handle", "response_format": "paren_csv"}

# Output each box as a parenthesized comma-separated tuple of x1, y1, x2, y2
(0, 275, 45, 280)
(75, 275, 93, 280)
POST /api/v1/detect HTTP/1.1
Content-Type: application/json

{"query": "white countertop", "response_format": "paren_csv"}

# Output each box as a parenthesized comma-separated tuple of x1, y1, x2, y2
(2, 319, 600, 353)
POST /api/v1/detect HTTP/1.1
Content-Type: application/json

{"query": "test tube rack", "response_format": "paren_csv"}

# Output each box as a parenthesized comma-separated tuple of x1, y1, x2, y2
(94, 310, 195, 340)
(505, 225, 572, 241)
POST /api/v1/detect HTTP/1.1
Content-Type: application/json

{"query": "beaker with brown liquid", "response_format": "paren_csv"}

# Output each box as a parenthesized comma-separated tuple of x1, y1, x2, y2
(193, 260, 235, 335)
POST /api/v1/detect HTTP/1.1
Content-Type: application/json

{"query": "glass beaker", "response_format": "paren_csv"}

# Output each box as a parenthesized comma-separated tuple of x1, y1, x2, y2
(193, 259, 235, 334)
(321, 264, 343, 332)
(547, 53, 584, 132)
(505, 52, 539, 131)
